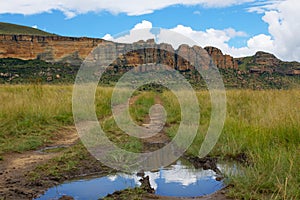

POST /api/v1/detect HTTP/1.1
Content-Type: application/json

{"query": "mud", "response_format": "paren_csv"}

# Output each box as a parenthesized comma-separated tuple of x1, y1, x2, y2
(0, 127, 112, 200)
(106, 189, 231, 200)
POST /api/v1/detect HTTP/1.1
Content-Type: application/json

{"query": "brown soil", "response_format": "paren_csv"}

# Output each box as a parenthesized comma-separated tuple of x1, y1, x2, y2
(142, 188, 231, 200)
(0, 127, 111, 200)
(0, 127, 79, 199)
(104, 186, 231, 200)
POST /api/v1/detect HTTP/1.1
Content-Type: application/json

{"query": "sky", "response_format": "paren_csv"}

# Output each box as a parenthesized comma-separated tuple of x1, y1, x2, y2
(0, 0, 299, 61)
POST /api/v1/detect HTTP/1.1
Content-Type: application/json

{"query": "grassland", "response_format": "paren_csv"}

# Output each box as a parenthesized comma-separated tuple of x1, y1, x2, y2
(162, 89, 300, 200)
(0, 22, 55, 36)
(0, 85, 113, 155)
(0, 85, 299, 199)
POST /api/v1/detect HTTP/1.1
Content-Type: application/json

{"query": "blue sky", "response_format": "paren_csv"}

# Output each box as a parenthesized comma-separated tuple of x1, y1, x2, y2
(0, 0, 299, 61)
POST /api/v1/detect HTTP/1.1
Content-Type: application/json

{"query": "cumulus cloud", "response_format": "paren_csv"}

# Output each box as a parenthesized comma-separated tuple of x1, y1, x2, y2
(132, 20, 153, 30)
(3, 0, 298, 61)
(262, 0, 300, 61)
(104, 20, 156, 43)
(102, 18, 295, 61)
(102, 20, 253, 57)
(103, 0, 300, 61)
(0, 0, 254, 17)
(32, 25, 38, 29)
(162, 25, 274, 58)
(246, 0, 300, 61)
(102, 34, 114, 41)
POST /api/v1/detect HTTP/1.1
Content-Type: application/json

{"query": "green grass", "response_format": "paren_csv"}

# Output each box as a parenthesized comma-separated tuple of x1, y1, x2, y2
(0, 85, 299, 199)
(0, 85, 114, 155)
(0, 22, 55, 36)
(220, 90, 300, 200)
(161, 89, 300, 200)
(129, 92, 156, 123)
(0, 85, 73, 154)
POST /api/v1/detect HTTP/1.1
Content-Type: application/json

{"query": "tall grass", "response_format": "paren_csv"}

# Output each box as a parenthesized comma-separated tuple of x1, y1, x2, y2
(0, 85, 73, 153)
(221, 90, 300, 200)
(162, 89, 300, 199)
(1, 85, 299, 199)
(0, 85, 114, 154)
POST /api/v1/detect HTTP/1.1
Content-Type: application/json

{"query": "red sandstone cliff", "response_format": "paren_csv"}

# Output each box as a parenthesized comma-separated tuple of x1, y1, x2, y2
(0, 34, 237, 70)
(0, 34, 104, 65)
(204, 46, 238, 69)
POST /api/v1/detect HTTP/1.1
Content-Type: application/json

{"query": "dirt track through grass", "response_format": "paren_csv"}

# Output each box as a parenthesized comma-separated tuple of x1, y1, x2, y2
(0, 86, 299, 199)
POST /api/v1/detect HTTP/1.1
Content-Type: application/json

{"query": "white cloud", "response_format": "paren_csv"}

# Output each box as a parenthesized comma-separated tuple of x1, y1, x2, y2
(193, 10, 201, 15)
(103, 0, 300, 62)
(166, 25, 269, 58)
(247, 0, 282, 14)
(246, 0, 300, 61)
(105, 20, 156, 43)
(101, 19, 286, 61)
(225, 28, 248, 38)
(103, 21, 253, 57)
(32, 25, 38, 29)
(247, 34, 274, 50)
(132, 20, 153, 30)
(102, 34, 114, 41)
(0, 0, 254, 17)
(3, 0, 297, 61)
(169, 25, 232, 49)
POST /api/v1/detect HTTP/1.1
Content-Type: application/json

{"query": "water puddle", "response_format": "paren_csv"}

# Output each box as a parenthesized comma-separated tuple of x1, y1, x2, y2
(35, 160, 235, 200)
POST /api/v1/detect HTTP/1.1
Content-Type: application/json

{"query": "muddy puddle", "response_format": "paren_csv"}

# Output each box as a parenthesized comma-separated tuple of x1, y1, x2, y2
(35, 159, 237, 200)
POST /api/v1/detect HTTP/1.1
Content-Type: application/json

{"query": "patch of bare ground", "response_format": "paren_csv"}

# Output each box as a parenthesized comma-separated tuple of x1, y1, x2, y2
(104, 185, 231, 200)
(0, 127, 109, 200)
(141, 188, 231, 200)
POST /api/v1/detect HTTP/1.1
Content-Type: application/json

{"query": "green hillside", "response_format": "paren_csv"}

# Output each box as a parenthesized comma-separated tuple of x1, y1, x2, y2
(0, 22, 55, 36)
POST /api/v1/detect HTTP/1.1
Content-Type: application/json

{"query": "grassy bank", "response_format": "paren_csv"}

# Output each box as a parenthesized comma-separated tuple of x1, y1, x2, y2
(162, 89, 300, 200)
(0, 85, 114, 155)
(221, 90, 300, 200)
(0, 85, 73, 154)
(0, 85, 299, 199)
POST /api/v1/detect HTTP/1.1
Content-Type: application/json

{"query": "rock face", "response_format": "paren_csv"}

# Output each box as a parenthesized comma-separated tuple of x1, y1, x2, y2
(2, 34, 298, 75)
(0, 34, 104, 65)
(253, 51, 281, 67)
(204, 46, 238, 69)
(0, 34, 237, 71)
(104, 40, 214, 73)
(236, 51, 300, 75)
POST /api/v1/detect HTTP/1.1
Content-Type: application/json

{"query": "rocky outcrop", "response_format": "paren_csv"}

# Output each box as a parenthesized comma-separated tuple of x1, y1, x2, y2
(1, 34, 299, 75)
(235, 51, 300, 75)
(0, 34, 104, 65)
(204, 46, 238, 69)
(105, 40, 214, 72)
(0, 34, 235, 71)
(253, 51, 281, 67)
(287, 69, 300, 75)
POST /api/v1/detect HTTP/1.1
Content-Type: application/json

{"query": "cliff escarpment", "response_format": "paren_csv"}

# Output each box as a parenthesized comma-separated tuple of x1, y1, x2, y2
(0, 34, 237, 70)
(0, 35, 104, 66)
